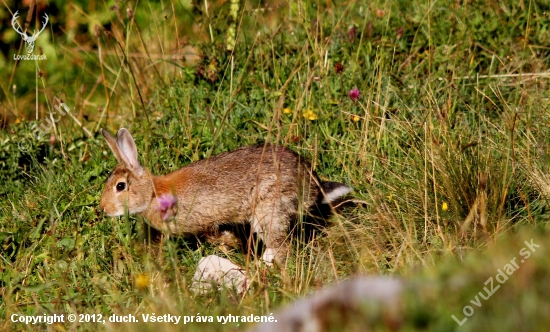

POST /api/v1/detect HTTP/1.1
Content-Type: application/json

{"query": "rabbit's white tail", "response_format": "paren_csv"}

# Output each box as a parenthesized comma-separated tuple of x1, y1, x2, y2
(321, 182, 352, 204)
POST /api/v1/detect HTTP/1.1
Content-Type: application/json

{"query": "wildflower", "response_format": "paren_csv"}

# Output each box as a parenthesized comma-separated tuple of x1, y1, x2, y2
(397, 27, 404, 39)
(348, 26, 357, 41)
(376, 9, 385, 18)
(283, 107, 292, 114)
(157, 193, 178, 221)
(206, 60, 219, 82)
(442, 202, 448, 211)
(135, 273, 150, 289)
(302, 109, 318, 121)
(352, 115, 361, 122)
(348, 88, 360, 101)
(49, 134, 57, 146)
(387, 193, 393, 202)
(334, 62, 344, 75)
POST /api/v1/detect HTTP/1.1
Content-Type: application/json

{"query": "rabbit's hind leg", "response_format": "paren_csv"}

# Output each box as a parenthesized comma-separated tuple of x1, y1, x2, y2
(250, 199, 295, 266)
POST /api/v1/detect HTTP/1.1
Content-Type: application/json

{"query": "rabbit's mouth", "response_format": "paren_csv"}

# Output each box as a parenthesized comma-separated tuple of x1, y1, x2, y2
(103, 210, 123, 217)
(99, 202, 123, 217)
(100, 197, 149, 217)
(99, 195, 125, 217)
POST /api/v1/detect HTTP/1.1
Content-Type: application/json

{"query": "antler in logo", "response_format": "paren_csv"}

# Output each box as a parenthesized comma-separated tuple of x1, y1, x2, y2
(12, 10, 49, 54)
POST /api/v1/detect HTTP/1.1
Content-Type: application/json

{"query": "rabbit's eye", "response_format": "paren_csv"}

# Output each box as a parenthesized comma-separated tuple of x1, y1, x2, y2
(116, 182, 126, 192)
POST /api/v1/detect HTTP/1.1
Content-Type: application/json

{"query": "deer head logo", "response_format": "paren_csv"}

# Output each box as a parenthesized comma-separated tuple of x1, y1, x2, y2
(12, 10, 49, 54)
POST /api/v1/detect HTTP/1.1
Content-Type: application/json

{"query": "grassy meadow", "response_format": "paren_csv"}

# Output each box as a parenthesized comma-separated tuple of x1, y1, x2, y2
(2, 0, 550, 330)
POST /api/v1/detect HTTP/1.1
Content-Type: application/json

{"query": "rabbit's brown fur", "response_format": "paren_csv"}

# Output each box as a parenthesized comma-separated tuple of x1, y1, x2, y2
(99, 128, 351, 263)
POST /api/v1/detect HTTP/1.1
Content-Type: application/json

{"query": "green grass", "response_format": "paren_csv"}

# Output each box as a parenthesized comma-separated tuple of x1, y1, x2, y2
(2, 0, 550, 330)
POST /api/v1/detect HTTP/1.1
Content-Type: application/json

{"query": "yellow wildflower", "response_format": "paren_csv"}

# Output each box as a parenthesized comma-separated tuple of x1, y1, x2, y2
(442, 202, 448, 211)
(302, 109, 318, 121)
(283, 107, 292, 114)
(353, 115, 361, 122)
(135, 273, 150, 289)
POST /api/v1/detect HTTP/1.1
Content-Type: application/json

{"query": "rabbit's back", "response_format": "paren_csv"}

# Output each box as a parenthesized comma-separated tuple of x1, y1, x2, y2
(155, 144, 320, 233)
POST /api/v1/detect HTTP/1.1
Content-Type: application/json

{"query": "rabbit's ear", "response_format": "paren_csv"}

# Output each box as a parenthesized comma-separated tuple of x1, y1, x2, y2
(115, 128, 142, 173)
(101, 128, 127, 165)
(101, 128, 143, 174)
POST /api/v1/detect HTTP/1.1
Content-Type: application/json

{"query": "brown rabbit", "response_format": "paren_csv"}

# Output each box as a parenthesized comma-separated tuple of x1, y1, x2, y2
(99, 128, 352, 264)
